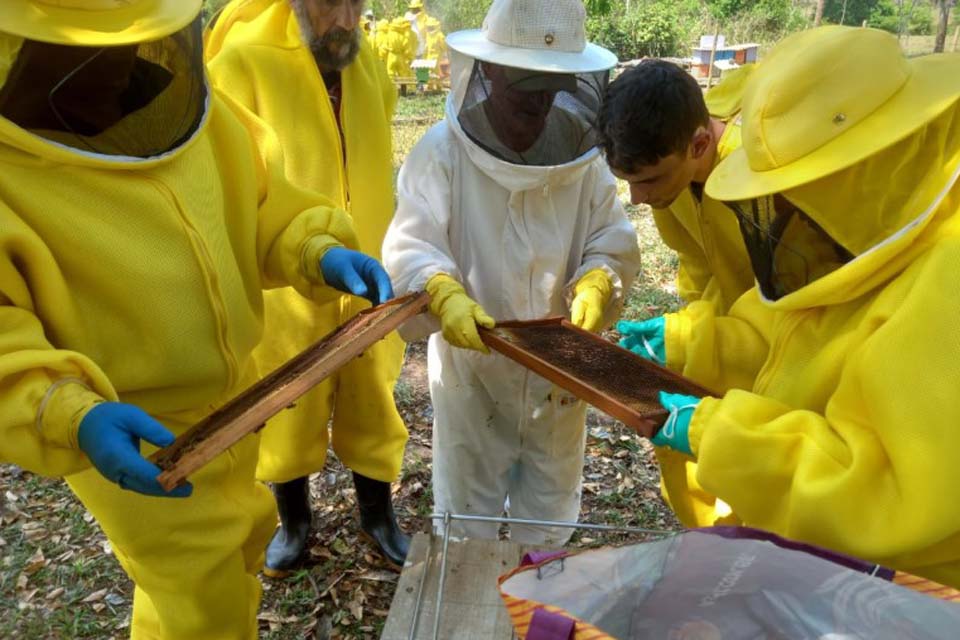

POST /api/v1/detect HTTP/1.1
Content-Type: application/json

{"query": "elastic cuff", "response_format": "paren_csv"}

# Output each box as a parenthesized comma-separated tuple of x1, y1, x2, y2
(37, 380, 106, 450)
(687, 396, 719, 458)
(301, 234, 344, 285)
(664, 311, 691, 372)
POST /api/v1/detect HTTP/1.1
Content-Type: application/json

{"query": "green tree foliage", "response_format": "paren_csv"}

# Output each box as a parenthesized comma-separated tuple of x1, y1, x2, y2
(586, 2, 696, 59)
(823, 0, 936, 34)
(869, 0, 935, 34)
(425, 0, 494, 31)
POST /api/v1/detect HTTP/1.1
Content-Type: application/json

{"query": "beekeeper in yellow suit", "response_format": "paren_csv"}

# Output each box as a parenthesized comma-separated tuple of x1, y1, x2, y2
(206, 0, 409, 575)
(644, 26, 960, 588)
(405, 0, 428, 57)
(374, 18, 391, 64)
(597, 61, 757, 528)
(424, 16, 445, 66)
(386, 16, 416, 79)
(0, 1, 394, 638)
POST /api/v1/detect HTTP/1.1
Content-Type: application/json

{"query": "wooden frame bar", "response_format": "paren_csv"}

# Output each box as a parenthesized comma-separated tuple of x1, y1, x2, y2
(480, 318, 713, 438)
(150, 292, 430, 491)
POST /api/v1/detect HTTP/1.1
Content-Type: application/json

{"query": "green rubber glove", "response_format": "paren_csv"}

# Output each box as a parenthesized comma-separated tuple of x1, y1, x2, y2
(652, 391, 700, 456)
(617, 317, 667, 365)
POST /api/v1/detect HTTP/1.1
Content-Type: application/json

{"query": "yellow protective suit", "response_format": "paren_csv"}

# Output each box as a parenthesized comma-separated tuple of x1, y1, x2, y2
(374, 19, 391, 64)
(0, 41, 360, 640)
(649, 68, 757, 529)
(686, 103, 960, 588)
(424, 17, 446, 65)
(206, 0, 407, 484)
(386, 17, 416, 79)
(405, 9, 429, 57)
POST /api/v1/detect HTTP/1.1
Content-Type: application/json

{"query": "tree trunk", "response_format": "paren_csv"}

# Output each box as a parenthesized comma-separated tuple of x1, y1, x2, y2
(707, 24, 721, 89)
(934, 1, 954, 53)
(814, 0, 826, 26)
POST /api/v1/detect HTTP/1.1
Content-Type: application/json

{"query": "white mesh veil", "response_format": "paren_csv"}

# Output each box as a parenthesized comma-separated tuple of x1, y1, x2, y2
(456, 56, 607, 167)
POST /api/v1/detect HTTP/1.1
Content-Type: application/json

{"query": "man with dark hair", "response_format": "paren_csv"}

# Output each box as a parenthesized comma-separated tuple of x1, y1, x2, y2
(597, 59, 755, 528)
(206, 0, 410, 576)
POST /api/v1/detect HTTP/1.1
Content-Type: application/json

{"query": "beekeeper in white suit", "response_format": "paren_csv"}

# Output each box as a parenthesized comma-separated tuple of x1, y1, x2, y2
(383, 0, 640, 544)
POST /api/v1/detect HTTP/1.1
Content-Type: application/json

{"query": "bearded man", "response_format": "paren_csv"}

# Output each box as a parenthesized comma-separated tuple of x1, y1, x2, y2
(206, 0, 409, 576)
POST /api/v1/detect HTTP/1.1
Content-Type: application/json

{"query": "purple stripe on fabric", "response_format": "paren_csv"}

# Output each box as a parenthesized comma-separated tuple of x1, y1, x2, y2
(522, 551, 567, 567)
(527, 608, 576, 640)
(696, 526, 896, 581)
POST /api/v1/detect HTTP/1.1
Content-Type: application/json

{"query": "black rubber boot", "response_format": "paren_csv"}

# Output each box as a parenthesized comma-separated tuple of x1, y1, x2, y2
(264, 476, 311, 578)
(353, 472, 410, 568)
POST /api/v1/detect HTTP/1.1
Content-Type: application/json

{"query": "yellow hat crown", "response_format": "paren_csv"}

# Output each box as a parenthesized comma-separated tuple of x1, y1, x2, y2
(0, 0, 200, 46)
(31, 0, 142, 9)
(743, 27, 909, 173)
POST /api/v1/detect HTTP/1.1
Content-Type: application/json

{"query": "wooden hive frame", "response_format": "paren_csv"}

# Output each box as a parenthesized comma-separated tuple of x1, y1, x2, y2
(150, 292, 431, 491)
(480, 318, 713, 437)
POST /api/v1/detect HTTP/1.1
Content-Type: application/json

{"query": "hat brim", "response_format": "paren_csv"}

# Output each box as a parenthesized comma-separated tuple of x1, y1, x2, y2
(0, 0, 201, 46)
(707, 54, 960, 202)
(446, 29, 617, 74)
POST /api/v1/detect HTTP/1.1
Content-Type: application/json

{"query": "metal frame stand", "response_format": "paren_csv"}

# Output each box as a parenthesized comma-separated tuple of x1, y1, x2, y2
(407, 513, 675, 640)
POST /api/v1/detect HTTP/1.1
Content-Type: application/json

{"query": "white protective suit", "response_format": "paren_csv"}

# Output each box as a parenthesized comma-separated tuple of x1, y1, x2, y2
(383, 51, 640, 544)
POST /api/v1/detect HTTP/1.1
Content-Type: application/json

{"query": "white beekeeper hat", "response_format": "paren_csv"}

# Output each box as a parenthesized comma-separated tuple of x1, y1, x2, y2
(446, 0, 616, 74)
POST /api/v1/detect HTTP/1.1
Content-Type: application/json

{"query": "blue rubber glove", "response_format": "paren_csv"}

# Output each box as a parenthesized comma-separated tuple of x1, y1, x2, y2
(652, 391, 699, 456)
(78, 403, 193, 498)
(319, 247, 395, 306)
(617, 317, 666, 365)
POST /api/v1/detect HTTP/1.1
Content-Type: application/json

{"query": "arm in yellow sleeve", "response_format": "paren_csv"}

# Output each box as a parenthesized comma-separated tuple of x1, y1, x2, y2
(0, 217, 118, 477)
(688, 250, 960, 567)
(663, 290, 771, 393)
(652, 206, 713, 304)
(217, 91, 360, 304)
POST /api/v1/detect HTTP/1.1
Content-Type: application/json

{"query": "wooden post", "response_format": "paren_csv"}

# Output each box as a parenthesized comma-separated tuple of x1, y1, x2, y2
(706, 25, 720, 89)
(935, 0, 951, 52)
(953, 25, 960, 52)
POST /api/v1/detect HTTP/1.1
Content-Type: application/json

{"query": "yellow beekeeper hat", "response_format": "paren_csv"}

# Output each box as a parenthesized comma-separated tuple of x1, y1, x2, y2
(0, 0, 201, 46)
(409, 0, 424, 9)
(707, 26, 960, 202)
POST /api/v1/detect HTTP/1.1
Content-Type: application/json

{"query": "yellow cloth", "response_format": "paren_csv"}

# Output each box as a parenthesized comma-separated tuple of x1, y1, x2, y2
(655, 111, 754, 324)
(0, 66, 359, 640)
(648, 73, 756, 528)
(570, 268, 613, 333)
(425, 274, 495, 353)
(386, 17, 416, 78)
(374, 19, 391, 64)
(424, 19, 446, 64)
(686, 104, 960, 588)
(206, 0, 407, 483)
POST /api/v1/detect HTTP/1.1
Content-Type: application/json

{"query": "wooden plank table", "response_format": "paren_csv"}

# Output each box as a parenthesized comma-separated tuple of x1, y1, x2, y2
(382, 533, 547, 640)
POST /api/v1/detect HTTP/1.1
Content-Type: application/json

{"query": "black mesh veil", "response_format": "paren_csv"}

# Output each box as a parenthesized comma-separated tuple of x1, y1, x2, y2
(0, 18, 206, 158)
(457, 59, 608, 167)
(728, 194, 854, 300)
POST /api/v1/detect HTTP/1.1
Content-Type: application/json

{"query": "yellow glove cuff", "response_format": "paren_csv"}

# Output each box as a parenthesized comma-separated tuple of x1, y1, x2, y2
(574, 268, 614, 302)
(571, 268, 614, 332)
(425, 273, 465, 317)
(425, 273, 495, 352)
